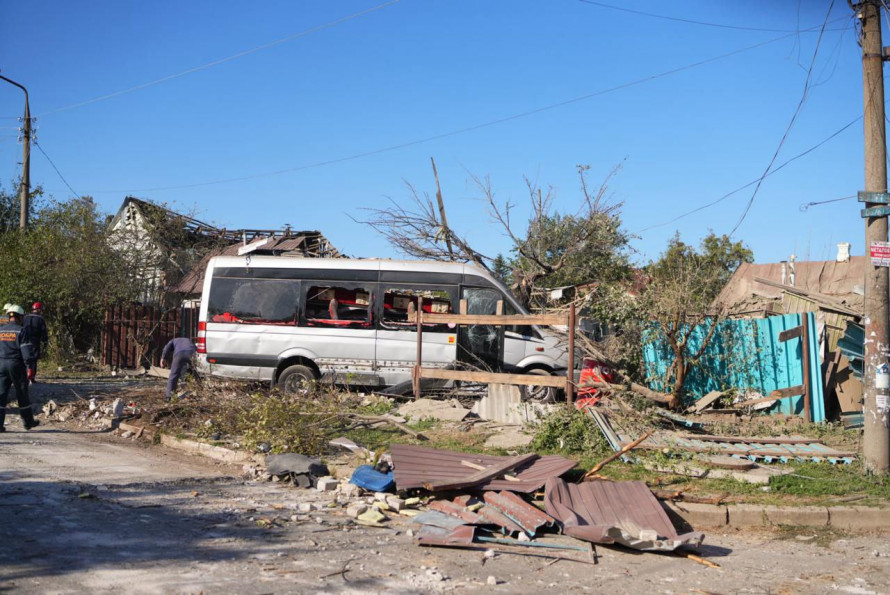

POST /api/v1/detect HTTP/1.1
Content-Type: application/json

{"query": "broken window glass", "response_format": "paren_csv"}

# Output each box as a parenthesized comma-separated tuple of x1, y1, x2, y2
(381, 287, 454, 333)
(208, 278, 300, 325)
(304, 285, 372, 329)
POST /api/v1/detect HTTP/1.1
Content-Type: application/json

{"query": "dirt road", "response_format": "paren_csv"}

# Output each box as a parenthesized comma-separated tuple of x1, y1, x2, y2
(1, 380, 889, 593)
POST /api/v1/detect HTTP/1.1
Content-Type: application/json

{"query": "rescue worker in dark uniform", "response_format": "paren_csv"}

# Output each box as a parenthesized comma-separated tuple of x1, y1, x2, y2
(23, 302, 48, 383)
(0, 305, 40, 432)
(160, 337, 197, 401)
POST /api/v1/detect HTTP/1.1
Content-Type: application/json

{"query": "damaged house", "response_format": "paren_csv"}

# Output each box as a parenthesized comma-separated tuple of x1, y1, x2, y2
(102, 196, 341, 368)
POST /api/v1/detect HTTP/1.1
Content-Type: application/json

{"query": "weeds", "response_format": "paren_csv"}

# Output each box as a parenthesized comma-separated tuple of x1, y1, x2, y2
(531, 408, 610, 457)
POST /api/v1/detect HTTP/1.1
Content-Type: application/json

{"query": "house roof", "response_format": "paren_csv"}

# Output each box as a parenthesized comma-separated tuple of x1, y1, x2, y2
(168, 232, 341, 295)
(717, 257, 866, 314)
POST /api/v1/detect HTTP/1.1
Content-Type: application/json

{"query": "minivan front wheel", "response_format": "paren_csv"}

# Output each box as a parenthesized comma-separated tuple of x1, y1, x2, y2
(525, 368, 559, 402)
(277, 364, 317, 394)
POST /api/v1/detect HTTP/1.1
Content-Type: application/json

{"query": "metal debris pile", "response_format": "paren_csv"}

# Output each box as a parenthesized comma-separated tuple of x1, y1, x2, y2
(337, 442, 710, 567)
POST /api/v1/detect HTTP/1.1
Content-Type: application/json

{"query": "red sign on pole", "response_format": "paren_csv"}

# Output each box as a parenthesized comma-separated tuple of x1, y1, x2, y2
(870, 241, 890, 267)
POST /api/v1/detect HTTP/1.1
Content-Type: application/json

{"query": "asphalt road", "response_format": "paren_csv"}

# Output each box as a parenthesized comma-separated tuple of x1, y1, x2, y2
(1, 379, 889, 593)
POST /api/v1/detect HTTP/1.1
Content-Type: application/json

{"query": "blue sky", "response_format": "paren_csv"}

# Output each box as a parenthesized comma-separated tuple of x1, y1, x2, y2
(0, 1, 877, 266)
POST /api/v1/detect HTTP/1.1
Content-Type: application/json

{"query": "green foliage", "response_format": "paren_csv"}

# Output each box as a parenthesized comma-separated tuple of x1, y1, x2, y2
(491, 253, 513, 286)
(531, 408, 610, 456)
(237, 389, 347, 455)
(0, 197, 138, 355)
(0, 181, 41, 233)
(770, 462, 890, 499)
(639, 231, 754, 399)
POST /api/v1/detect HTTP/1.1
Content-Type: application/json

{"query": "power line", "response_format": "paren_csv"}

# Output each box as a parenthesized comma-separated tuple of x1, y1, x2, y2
(96, 28, 834, 195)
(577, 0, 849, 32)
(36, 0, 402, 118)
(799, 194, 856, 210)
(728, 0, 837, 236)
(34, 141, 80, 199)
(636, 114, 860, 232)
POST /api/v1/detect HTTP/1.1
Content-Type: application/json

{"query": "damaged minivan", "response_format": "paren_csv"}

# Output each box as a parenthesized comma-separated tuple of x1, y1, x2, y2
(195, 256, 568, 397)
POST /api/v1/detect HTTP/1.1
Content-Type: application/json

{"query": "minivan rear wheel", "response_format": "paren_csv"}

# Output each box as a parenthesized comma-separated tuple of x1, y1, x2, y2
(277, 364, 317, 394)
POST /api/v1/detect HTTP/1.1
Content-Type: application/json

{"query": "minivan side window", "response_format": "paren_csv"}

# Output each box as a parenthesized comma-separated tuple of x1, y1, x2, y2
(208, 277, 300, 325)
(381, 287, 454, 333)
(304, 285, 372, 328)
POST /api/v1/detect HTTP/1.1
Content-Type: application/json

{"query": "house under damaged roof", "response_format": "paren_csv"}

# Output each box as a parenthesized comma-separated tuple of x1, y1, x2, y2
(169, 232, 343, 298)
(108, 196, 341, 304)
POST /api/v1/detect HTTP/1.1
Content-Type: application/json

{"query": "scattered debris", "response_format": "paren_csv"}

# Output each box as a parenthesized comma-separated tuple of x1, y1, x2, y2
(543, 477, 704, 552)
(390, 444, 576, 493)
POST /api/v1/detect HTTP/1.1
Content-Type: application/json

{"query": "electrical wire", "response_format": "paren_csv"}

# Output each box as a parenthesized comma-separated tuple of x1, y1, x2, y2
(636, 114, 860, 232)
(577, 0, 849, 32)
(799, 195, 856, 210)
(95, 28, 834, 194)
(36, 0, 402, 118)
(34, 141, 81, 199)
(728, 0, 836, 236)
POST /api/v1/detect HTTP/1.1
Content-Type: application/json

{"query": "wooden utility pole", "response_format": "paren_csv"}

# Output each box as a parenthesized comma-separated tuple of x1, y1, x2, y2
(430, 157, 454, 258)
(0, 73, 31, 230)
(858, 0, 890, 474)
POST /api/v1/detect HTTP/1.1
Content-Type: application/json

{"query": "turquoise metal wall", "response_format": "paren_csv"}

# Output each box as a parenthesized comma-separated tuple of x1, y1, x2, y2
(642, 312, 825, 422)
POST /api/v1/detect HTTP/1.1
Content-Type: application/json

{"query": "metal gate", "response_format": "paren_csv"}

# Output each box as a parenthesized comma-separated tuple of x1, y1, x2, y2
(101, 305, 198, 369)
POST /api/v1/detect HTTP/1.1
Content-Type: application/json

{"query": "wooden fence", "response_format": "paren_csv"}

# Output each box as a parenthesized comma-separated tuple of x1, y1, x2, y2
(101, 305, 199, 369)
(411, 299, 577, 407)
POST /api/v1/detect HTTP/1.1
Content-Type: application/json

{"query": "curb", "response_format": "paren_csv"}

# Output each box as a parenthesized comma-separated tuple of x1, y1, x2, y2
(118, 421, 263, 466)
(664, 501, 890, 532)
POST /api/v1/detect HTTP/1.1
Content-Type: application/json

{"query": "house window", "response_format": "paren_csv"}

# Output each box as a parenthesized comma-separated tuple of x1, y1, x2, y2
(208, 278, 300, 325)
(304, 285, 372, 328)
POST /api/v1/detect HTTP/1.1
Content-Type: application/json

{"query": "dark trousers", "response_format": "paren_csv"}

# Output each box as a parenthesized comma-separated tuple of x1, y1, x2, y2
(0, 358, 35, 428)
(166, 351, 195, 399)
(22, 344, 40, 382)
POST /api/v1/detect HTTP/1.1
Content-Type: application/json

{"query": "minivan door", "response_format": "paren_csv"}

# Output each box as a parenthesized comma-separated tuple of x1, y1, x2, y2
(375, 284, 458, 385)
(457, 287, 504, 371)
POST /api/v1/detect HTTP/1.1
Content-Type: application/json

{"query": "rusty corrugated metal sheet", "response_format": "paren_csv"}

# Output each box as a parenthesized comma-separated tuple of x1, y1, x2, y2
(390, 444, 576, 493)
(415, 524, 477, 546)
(482, 491, 555, 536)
(428, 500, 482, 524)
(544, 477, 704, 552)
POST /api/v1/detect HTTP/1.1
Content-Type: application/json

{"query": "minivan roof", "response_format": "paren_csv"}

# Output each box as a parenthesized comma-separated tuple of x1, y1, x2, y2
(208, 255, 496, 281)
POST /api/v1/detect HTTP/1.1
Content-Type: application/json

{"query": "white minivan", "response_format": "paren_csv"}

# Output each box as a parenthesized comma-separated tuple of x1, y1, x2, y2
(196, 256, 568, 396)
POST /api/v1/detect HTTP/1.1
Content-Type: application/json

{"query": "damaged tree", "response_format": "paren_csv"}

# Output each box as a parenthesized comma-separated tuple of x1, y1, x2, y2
(359, 162, 632, 310)
(639, 232, 753, 407)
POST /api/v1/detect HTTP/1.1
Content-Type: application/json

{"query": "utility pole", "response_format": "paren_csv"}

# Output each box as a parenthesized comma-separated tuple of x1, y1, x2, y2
(857, 0, 890, 474)
(0, 73, 31, 230)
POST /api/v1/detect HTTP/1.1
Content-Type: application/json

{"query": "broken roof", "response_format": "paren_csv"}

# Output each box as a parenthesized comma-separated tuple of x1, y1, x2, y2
(717, 258, 866, 315)
(168, 232, 342, 295)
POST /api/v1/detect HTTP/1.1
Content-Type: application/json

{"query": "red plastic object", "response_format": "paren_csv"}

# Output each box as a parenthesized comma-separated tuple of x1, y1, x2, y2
(578, 358, 615, 397)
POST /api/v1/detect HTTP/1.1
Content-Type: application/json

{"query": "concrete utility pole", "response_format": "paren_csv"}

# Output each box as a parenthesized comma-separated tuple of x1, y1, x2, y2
(857, 0, 890, 474)
(0, 73, 31, 230)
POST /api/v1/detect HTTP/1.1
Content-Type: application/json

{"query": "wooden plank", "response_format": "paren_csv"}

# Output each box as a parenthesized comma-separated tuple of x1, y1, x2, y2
(778, 326, 802, 342)
(682, 435, 824, 445)
(731, 386, 805, 408)
(686, 390, 724, 414)
(409, 312, 568, 326)
(422, 453, 537, 491)
(418, 367, 566, 388)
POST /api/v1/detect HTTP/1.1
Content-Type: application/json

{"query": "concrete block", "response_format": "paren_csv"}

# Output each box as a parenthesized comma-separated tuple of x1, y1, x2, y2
(385, 496, 405, 512)
(663, 501, 728, 527)
(298, 502, 315, 513)
(316, 477, 338, 492)
(346, 503, 368, 518)
(727, 504, 770, 527)
(762, 506, 828, 527)
(829, 506, 890, 532)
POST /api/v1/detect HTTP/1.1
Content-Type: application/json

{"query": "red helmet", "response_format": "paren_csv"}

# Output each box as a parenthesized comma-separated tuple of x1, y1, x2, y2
(32, 302, 43, 311)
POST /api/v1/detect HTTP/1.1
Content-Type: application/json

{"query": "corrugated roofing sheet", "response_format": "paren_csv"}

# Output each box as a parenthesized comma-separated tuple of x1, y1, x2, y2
(391, 444, 576, 493)
(544, 477, 704, 552)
